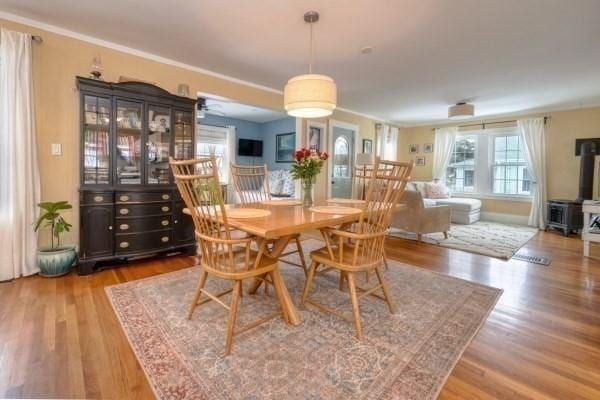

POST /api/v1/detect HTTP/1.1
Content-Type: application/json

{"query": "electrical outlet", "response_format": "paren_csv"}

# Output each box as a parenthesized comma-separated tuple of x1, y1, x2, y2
(51, 143, 62, 156)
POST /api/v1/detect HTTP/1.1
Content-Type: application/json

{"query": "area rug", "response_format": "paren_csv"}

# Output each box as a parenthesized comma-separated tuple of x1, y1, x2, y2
(388, 221, 539, 259)
(106, 240, 502, 400)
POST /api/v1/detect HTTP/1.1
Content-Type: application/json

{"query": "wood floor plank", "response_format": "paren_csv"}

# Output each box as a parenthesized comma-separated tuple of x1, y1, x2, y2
(0, 230, 599, 399)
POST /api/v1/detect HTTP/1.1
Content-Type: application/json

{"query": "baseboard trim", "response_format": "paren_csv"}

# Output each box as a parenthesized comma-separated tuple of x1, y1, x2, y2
(481, 212, 530, 226)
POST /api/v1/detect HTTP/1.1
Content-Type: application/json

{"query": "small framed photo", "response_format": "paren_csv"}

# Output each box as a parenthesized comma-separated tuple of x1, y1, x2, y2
(424, 143, 433, 153)
(306, 121, 326, 152)
(415, 156, 426, 166)
(362, 139, 373, 154)
(409, 144, 419, 154)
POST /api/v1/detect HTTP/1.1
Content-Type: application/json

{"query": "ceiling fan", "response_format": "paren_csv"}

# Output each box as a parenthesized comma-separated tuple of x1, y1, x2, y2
(197, 98, 225, 119)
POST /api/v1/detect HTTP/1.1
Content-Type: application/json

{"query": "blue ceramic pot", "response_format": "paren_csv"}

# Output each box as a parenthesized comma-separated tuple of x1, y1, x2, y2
(36, 246, 77, 277)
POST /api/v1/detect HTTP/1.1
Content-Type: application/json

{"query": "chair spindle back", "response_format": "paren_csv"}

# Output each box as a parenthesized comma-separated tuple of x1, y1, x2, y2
(230, 163, 271, 204)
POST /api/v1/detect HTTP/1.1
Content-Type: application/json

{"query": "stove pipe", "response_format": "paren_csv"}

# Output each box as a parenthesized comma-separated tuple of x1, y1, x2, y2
(577, 141, 596, 203)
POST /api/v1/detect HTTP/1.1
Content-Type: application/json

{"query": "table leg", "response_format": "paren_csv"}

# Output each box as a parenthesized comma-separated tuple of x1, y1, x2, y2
(248, 235, 295, 294)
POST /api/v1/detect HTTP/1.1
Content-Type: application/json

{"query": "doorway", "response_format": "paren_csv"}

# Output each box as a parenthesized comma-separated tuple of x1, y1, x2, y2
(328, 121, 357, 198)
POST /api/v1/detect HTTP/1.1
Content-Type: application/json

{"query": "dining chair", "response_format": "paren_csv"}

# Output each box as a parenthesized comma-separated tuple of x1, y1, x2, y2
(352, 164, 390, 271)
(230, 163, 308, 275)
(171, 156, 289, 355)
(301, 157, 413, 339)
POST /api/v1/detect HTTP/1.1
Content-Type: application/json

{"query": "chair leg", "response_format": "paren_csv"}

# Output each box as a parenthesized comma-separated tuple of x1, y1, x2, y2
(382, 249, 389, 270)
(443, 231, 448, 239)
(187, 269, 208, 320)
(417, 233, 422, 241)
(346, 272, 363, 340)
(295, 237, 308, 276)
(300, 261, 319, 306)
(375, 266, 396, 314)
(225, 280, 242, 356)
(338, 271, 346, 291)
(269, 270, 289, 323)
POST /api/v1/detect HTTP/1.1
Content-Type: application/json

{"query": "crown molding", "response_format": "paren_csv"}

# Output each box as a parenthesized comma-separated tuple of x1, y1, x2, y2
(0, 10, 391, 124)
(398, 101, 600, 128)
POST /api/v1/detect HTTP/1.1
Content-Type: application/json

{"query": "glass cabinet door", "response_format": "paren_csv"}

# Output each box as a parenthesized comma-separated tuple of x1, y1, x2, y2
(147, 105, 172, 184)
(83, 95, 111, 185)
(116, 100, 143, 184)
(174, 110, 194, 160)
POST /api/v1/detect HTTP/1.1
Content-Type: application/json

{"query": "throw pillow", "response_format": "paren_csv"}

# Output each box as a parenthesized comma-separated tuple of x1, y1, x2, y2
(424, 182, 450, 199)
(268, 170, 283, 195)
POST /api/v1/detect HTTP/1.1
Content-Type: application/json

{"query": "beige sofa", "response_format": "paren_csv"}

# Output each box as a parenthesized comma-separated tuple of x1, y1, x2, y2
(391, 190, 451, 240)
(407, 181, 482, 224)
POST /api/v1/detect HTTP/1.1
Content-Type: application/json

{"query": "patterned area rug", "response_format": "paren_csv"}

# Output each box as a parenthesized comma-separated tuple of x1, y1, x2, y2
(389, 221, 539, 259)
(106, 240, 502, 400)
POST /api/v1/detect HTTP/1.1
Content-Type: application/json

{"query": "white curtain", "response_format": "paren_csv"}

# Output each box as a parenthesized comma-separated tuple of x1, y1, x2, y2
(518, 118, 546, 229)
(432, 126, 458, 181)
(376, 124, 398, 161)
(0, 29, 41, 281)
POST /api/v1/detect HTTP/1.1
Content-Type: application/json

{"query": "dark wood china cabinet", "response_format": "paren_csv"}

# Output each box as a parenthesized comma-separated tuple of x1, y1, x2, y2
(77, 77, 196, 275)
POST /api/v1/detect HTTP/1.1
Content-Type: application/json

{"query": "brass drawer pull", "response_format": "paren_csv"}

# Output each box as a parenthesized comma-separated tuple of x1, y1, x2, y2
(161, 220, 169, 226)
(93, 195, 104, 203)
(119, 195, 130, 202)
(162, 194, 170, 200)
(119, 241, 130, 249)
(161, 236, 169, 243)
(119, 208, 130, 215)
(161, 206, 169, 212)
(119, 224, 129, 231)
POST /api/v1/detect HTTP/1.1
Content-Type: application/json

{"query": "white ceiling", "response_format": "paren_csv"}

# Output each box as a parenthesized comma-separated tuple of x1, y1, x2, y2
(1, 0, 600, 125)
(204, 99, 286, 124)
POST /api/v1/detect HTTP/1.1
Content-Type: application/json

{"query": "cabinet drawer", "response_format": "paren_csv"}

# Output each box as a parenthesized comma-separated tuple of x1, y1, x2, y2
(117, 216, 172, 233)
(81, 191, 113, 205)
(116, 191, 172, 203)
(115, 230, 172, 254)
(116, 202, 172, 217)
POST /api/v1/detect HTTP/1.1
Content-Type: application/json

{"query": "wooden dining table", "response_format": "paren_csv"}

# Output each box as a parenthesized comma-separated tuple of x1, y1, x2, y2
(185, 200, 371, 326)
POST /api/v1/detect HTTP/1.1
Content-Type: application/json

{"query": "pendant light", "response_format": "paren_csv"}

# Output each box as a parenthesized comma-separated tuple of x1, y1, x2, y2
(284, 11, 337, 118)
(448, 102, 475, 120)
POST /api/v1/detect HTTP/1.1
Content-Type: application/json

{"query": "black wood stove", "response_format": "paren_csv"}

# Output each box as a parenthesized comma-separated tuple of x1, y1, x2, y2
(546, 140, 595, 236)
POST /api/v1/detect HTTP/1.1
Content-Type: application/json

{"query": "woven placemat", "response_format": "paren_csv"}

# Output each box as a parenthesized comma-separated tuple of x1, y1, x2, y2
(309, 206, 362, 215)
(226, 208, 271, 218)
(326, 198, 366, 205)
(261, 200, 302, 206)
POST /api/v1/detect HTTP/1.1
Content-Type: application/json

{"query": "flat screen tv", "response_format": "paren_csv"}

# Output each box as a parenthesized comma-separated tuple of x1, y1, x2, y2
(238, 138, 263, 157)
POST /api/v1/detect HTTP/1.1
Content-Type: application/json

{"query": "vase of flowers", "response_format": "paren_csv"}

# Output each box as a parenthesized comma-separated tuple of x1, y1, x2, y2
(291, 148, 328, 207)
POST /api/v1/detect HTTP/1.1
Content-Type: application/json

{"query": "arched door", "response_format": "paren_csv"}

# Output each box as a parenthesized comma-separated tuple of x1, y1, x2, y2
(331, 127, 355, 198)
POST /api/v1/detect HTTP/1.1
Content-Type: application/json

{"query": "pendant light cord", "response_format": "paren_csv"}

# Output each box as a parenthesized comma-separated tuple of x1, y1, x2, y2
(309, 21, 313, 74)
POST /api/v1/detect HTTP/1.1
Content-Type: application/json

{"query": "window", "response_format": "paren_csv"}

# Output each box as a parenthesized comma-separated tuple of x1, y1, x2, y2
(444, 128, 530, 197)
(492, 135, 530, 195)
(446, 136, 476, 193)
(333, 135, 350, 178)
(196, 125, 233, 183)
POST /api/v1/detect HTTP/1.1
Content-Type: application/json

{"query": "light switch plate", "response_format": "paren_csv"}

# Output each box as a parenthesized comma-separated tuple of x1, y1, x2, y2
(51, 143, 62, 156)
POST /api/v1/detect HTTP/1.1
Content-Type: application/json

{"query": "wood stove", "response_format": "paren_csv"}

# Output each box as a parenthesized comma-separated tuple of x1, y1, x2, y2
(546, 200, 583, 235)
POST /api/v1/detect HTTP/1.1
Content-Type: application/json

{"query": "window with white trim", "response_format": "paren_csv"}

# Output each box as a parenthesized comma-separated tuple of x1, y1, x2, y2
(445, 128, 530, 197)
(196, 124, 231, 183)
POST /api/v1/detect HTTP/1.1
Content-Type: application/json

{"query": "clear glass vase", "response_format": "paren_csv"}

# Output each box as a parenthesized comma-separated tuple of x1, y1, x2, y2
(301, 179, 315, 207)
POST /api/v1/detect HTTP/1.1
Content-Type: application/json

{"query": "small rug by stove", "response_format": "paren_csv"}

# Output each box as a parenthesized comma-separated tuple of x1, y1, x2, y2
(106, 240, 502, 400)
(389, 221, 539, 259)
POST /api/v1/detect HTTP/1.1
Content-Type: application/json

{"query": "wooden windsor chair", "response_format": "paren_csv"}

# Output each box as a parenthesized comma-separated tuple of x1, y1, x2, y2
(301, 158, 413, 339)
(171, 156, 289, 355)
(230, 163, 308, 275)
(352, 164, 390, 271)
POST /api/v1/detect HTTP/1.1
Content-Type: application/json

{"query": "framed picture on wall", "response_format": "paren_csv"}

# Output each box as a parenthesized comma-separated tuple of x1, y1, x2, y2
(362, 139, 373, 154)
(409, 144, 419, 154)
(306, 121, 326, 152)
(424, 143, 433, 153)
(415, 156, 426, 166)
(276, 132, 296, 162)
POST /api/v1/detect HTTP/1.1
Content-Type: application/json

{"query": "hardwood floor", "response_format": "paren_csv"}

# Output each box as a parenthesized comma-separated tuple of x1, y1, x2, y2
(0, 230, 599, 399)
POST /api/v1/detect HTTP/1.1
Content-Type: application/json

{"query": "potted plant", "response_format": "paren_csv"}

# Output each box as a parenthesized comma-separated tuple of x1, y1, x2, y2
(290, 148, 328, 207)
(34, 201, 77, 277)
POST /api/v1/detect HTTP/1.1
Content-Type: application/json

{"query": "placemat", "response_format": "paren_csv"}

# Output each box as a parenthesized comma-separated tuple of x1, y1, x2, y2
(308, 206, 362, 215)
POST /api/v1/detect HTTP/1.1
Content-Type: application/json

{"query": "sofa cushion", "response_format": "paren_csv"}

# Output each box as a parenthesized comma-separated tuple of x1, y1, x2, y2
(280, 171, 295, 196)
(268, 170, 283, 195)
(435, 198, 482, 212)
(423, 198, 438, 208)
(412, 181, 428, 198)
(425, 182, 450, 199)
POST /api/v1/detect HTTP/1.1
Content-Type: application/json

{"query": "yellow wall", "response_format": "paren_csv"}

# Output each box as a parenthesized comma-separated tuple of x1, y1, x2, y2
(0, 17, 381, 245)
(398, 106, 600, 216)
